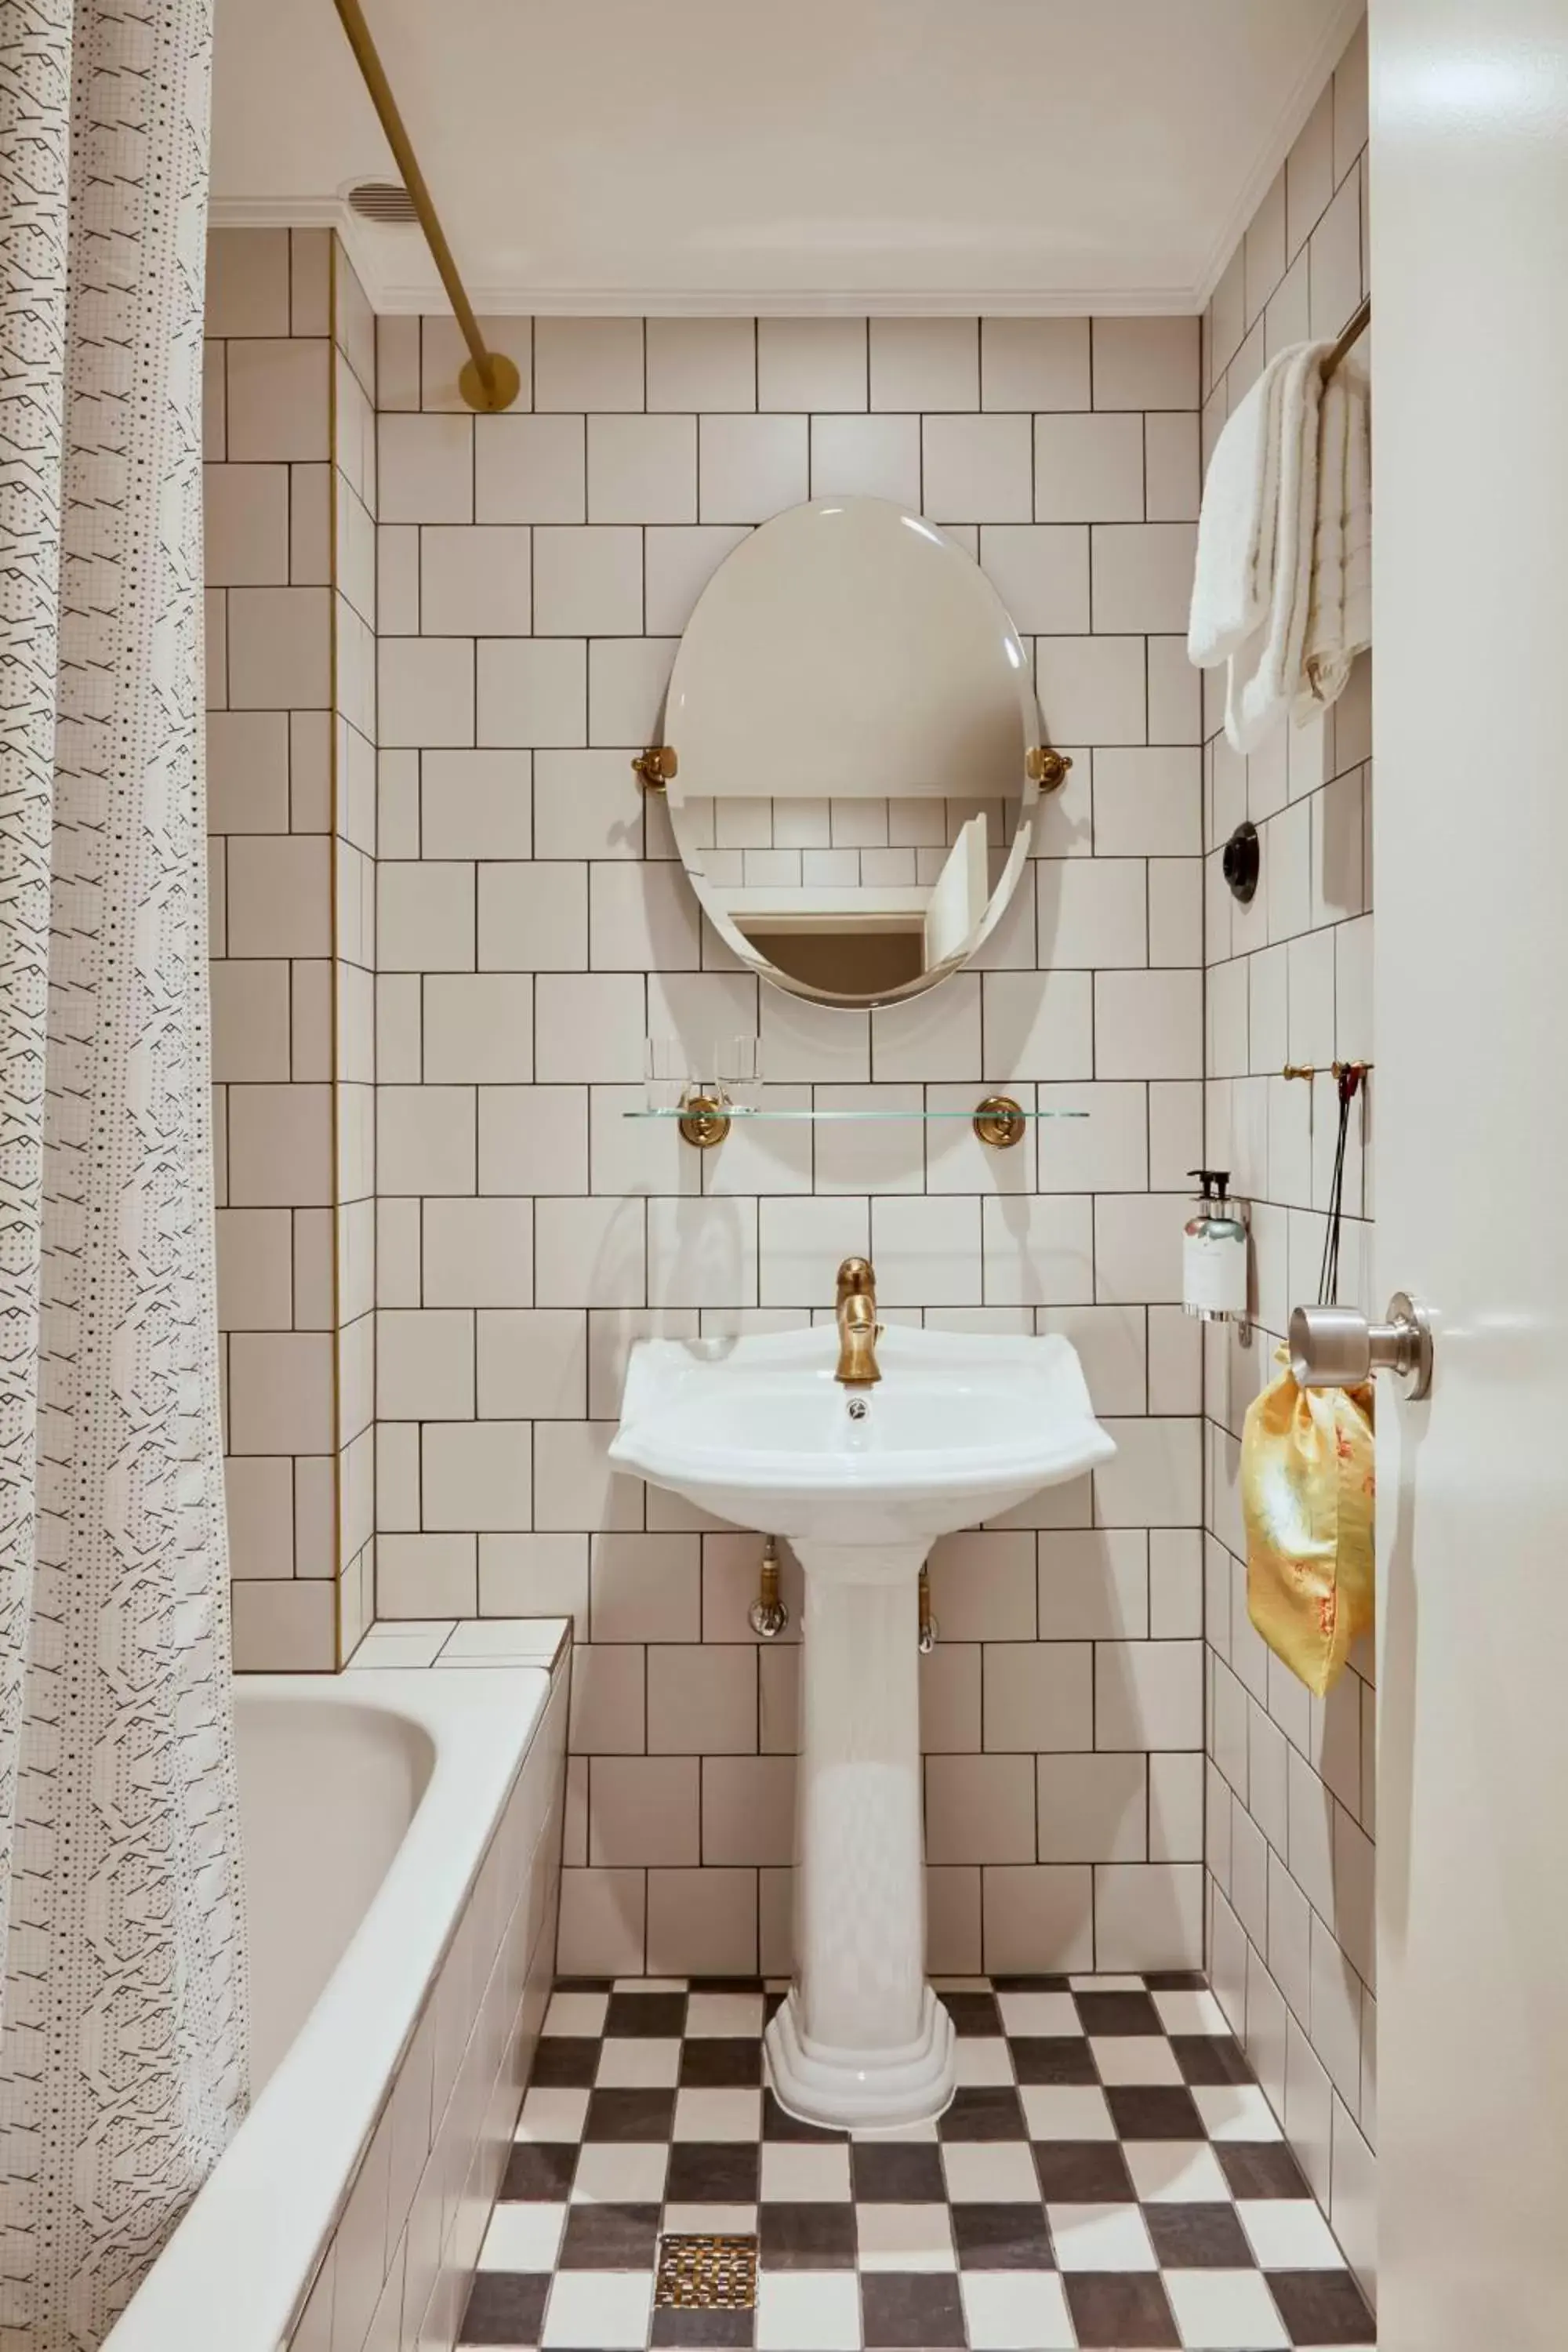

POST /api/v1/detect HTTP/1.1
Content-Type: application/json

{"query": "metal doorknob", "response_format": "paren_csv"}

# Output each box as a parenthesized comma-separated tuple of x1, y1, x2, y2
(1288, 1292, 1434, 1399)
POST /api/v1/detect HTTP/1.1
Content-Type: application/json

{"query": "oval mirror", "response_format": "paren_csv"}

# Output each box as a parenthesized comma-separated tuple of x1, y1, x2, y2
(658, 496, 1056, 1007)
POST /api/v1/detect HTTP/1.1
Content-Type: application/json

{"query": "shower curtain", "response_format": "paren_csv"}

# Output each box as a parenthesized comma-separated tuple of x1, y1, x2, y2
(0, 4, 248, 2346)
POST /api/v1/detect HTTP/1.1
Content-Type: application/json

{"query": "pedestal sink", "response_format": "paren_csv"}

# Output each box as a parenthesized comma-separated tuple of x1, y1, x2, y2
(609, 1323, 1114, 2130)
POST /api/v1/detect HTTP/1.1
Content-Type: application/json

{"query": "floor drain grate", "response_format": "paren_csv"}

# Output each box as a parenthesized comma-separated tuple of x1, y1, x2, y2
(653, 2233, 758, 2310)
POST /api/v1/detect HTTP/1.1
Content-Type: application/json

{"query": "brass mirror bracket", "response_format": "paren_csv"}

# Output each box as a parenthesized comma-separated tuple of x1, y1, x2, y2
(457, 353, 523, 414)
(1026, 746, 1073, 792)
(973, 1094, 1027, 1149)
(633, 745, 678, 793)
(677, 1091, 730, 1149)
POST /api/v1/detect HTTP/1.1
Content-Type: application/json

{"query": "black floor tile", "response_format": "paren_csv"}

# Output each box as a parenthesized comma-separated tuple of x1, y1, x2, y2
(500, 2141, 577, 2201)
(943, 1989, 1002, 2034)
(607, 1991, 688, 2038)
(584, 2086, 677, 2142)
(760, 2087, 842, 2141)
(859, 2270, 967, 2348)
(527, 2036, 601, 2088)
(1074, 1989, 1163, 2036)
(1143, 2200, 1254, 2267)
(1143, 1969, 1207, 1991)
(649, 2311, 754, 2348)
(1269, 2267, 1377, 2344)
(757, 2200, 856, 2268)
(666, 2141, 760, 2202)
(459, 2272, 550, 2344)
(680, 2037, 764, 2088)
(1031, 2140, 1135, 2201)
(937, 2085, 1026, 2140)
(1010, 2034, 1098, 2084)
(1218, 2140, 1315, 2198)
(850, 2140, 946, 2202)
(952, 2199, 1054, 2269)
(1065, 2270, 1181, 2347)
(1105, 2083, 1205, 2140)
(558, 2201, 661, 2270)
(1171, 2031, 1252, 2085)
(989, 1973, 1071, 1991)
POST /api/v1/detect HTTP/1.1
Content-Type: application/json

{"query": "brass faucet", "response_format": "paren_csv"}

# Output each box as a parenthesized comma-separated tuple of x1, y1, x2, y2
(834, 1257, 882, 1387)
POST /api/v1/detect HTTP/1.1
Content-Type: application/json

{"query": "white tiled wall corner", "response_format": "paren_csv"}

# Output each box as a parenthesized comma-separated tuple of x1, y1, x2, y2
(1200, 17, 1377, 2306)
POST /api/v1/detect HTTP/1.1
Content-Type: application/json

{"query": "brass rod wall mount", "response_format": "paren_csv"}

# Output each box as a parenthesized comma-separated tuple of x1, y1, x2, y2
(329, 0, 521, 412)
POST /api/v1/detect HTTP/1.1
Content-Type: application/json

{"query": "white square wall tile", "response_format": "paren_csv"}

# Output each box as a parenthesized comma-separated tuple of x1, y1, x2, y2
(872, 1196, 981, 1308)
(757, 316, 868, 411)
(478, 637, 587, 748)
(869, 318, 978, 411)
(377, 412, 472, 524)
(422, 1421, 530, 1531)
(698, 415, 808, 523)
(377, 637, 474, 750)
(419, 525, 532, 636)
(977, 526, 1087, 635)
(922, 414, 1032, 522)
(475, 413, 586, 523)
(981, 316, 1089, 411)
(1091, 316, 1200, 410)
(1034, 413, 1143, 522)
(1091, 522, 1199, 633)
(534, 316, 644, 411)
(588, 414, 697, 524)
(646, 318, 756, 411)
(644, 525, 750, 634)
(809, 413, 921, 509)
(534, 527, 643, 636)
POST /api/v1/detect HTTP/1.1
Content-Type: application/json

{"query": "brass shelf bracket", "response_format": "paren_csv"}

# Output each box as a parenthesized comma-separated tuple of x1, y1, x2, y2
(973, 1094, 1028, 1149)
(677, 1091, 730, 1149)
(633, 745, 678, 793)
(1026, 746, 1073, 792)
(330, 0, 521, 413)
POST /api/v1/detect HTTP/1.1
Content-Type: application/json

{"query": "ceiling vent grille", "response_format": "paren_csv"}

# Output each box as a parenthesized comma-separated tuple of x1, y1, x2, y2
(347, 180, 418, 223)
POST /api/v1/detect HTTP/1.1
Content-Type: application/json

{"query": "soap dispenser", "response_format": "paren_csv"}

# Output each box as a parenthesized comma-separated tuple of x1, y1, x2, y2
(1183, 1170, 1249, 1322)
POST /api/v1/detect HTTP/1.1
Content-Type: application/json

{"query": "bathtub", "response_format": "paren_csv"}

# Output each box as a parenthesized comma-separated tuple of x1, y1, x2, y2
(104, 1659, 568, 2352)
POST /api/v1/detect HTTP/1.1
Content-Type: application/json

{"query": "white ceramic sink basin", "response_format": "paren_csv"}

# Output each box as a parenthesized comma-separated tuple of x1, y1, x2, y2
(610, 1322, 1114, 1543)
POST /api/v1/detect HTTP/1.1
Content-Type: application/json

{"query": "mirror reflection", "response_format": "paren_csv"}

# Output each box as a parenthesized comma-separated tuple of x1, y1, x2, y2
(660, 497, 1050, 1007)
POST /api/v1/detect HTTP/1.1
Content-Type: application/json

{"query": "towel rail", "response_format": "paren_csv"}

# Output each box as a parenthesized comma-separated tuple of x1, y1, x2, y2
(1322, 294, 1371, 378)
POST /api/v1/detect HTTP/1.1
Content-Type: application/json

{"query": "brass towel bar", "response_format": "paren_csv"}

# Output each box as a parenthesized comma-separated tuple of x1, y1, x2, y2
(1322, 294, 1370, 379)
(329, 0, 521, 412)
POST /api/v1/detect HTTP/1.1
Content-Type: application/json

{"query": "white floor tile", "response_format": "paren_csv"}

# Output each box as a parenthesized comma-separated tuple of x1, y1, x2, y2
(1047, 2201, 1158, 2271)
(855, 2201, 957, 2270)
(996, 1990, 1080, 2036)
(760, 2140, 852, 2201)
(595, 2036, 680, 2087)
(953, 2036, 1015, 2086)
(1236, 2198, 1348, 2269)
(1123, 2140, 1232, 2202)
(1192, 2082, 1283, 2141)
(1153, 1987, 1230, 2035)
(1069, 1973, 1145, 1991)
(541, 2270, 652, 2349)
(1092, 2034, 1184, 2085)
(961, 2270, 1076, 2350)
(569, 2142, 669, 2203)
(516, 2088, 588, 2143)
(757, 2270, 862, 2350)
(661, 2202, 758, 2236)
(612, 1976, 686, 1991)
(1018, 2083, 1116, 2140)
(684, 1991, 765, 2037)
(672, 2087, 762, 2141)
(1163, 2267, 1290, 2350)
(542, 1991, 607, 2038)
(477, 2200, 565, 2270)
(941, 2140, 1041, 2203)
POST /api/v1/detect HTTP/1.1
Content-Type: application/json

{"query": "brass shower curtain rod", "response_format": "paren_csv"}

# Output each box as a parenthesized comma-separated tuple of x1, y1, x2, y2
(329, 0, 521, 412)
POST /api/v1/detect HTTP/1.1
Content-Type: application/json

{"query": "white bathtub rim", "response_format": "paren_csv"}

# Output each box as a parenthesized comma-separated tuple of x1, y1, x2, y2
(103, 1664, 555, 2352)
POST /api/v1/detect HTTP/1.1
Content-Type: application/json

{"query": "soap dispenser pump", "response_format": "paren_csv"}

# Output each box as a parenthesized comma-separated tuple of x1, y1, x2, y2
(1183, 1170, 1249, 1322)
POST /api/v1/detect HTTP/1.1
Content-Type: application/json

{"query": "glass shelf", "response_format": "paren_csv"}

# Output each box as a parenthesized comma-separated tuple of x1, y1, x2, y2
(623, 1106, 1087, 1122)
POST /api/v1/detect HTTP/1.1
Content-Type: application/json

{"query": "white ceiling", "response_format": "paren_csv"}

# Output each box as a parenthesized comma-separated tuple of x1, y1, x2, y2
(212, 0, 1360, 314)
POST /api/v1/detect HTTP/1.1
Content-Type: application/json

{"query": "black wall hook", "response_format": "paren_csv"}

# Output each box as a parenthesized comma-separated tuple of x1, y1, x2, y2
(1221, 820, 1260, 905)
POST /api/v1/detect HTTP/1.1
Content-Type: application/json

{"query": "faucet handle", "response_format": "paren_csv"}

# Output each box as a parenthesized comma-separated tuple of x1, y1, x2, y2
(836, 1256, 875, 1300)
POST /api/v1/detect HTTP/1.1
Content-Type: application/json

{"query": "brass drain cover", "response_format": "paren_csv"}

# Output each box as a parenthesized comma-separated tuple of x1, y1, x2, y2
(654, 2233, 758, 2310)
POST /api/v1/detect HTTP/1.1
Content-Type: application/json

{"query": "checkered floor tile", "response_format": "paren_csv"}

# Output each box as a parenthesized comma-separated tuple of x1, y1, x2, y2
(459, 1973, 1375, 2350)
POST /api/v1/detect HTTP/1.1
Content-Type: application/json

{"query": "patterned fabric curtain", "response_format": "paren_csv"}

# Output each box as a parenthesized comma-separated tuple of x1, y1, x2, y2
(0, 5, 249, 2347)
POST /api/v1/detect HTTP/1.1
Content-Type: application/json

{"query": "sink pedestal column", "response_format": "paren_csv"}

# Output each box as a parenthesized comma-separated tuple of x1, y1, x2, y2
(764, 1541, 955, 2131)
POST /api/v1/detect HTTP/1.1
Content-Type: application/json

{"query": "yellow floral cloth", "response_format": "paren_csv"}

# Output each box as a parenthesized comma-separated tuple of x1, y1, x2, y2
(1240, 1349, 1374, 1697)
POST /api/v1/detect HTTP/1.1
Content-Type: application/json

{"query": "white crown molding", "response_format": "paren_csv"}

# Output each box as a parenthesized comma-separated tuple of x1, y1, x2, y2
(1190, 0, 1364, 313)
(206, 202, 1204, 318)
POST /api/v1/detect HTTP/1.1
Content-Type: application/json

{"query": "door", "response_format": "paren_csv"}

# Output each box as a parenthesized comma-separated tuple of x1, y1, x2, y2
(1371, 6, 1568, 2345)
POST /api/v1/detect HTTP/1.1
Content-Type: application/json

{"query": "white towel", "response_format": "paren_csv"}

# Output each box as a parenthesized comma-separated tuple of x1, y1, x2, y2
(1225, 343, 1330, 752)
(1186, 345, 1306, 669)
(1296, 358, 1371, 718)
